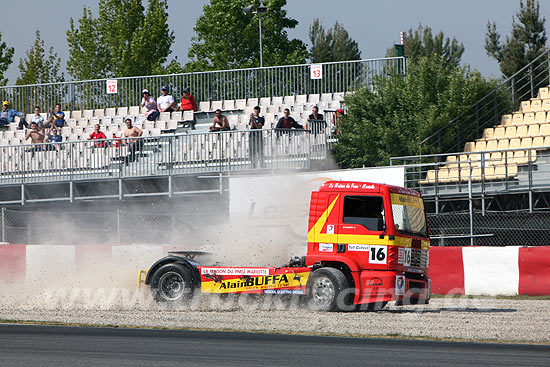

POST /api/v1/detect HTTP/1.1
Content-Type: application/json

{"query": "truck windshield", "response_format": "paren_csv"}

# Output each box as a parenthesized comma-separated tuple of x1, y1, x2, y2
(390, 193, 427, 237)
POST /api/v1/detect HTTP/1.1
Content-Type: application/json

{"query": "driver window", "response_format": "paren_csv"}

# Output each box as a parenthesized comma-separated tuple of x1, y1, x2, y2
(343, 195, 385, 231)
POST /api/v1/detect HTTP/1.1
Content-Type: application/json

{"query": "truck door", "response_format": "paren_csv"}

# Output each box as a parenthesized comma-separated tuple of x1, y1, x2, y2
(337, 195, 388, 269)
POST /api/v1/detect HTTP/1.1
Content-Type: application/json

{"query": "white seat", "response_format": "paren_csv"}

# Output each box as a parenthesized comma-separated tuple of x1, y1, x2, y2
(308, 94, 320, 104)
(83, 110, 94, 119)
(117, 107, 128, 116)
(235, 99, 247, 109)
(223, 100, 235, 110)
(295, 95, 307, 104)
(211, 100, 223, 111)
(171, 111, 182, 121)
(259, 97, 271, 107)
(321, 93, 333, 103)
(72, 111, 82, 119)
(105, 108, 116, 117)
(199, 101, 210, 112)
(159, 112, 171, 121)
(128, 106, 140, 115)
(247, 98, 259, 107)
(183, 111, 194, 121)
(283, 95, 295, 105)
(155, 120, 167, 130)
(166, 120, 178, 130)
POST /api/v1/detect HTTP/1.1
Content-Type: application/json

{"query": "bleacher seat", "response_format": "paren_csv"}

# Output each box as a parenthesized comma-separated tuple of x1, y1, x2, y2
(224, 100, 235, 110)
(117, 107, 128, 116)
(247, 98, 258, 107)
(129, 106, 140, 115)
(199, 101, 210, 112)
(211, 100, 223, 111)
(72, 111, 82, 120)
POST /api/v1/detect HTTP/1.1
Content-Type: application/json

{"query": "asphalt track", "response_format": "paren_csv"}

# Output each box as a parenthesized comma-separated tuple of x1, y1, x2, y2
(0, 324, 549, 367)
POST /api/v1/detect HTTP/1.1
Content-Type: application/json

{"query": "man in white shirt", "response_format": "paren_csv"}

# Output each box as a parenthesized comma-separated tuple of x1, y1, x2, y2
(157, 86, 175, 113)
(31, 106, 45, 131)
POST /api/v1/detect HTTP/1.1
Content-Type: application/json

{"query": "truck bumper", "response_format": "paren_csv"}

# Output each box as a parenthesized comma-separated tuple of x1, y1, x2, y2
(356, 270, 430, 305)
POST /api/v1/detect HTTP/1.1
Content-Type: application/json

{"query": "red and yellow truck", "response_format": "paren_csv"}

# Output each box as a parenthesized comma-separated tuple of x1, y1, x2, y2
(140, 181, 430, 311)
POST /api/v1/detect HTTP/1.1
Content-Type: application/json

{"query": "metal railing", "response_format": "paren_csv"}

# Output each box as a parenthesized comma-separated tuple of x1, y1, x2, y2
(420, 49, 550, 154)
(0, 128, 328, 185)
(0, 57, 406, 113)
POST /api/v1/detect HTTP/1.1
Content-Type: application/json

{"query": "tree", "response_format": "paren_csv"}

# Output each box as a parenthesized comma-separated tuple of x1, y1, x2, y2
(332, 57, 505, 168)
(66, 0, 175, 80)
(485, 0, 547, 79)
(0, 32, 14, 85)
(386, 24, 464, 67)
(309, 18, 361, 63)
(185, 0, 308, 71)
(17, 31, 64, 85)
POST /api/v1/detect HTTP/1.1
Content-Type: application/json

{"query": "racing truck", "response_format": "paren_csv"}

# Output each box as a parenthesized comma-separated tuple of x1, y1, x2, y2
(139, 180, 431, 311)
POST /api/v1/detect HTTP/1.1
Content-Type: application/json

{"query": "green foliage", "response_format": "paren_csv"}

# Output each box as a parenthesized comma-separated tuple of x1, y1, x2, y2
(186, 0, 307, 71)
(309, 18, 361, 63)
(485, 0, 547, 78)
(66, 0, 175, 79)
(386, 24, 464, 67)
(0, 32, 14, 85)
(17, 31, 64, 85)
(332, 57, 503, 168)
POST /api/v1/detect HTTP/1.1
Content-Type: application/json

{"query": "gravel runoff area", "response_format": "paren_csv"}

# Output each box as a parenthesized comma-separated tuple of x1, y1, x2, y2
(0, 290, 549, 344)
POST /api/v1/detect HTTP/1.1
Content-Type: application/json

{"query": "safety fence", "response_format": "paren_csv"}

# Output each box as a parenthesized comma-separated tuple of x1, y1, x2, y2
(0, 128, 329, 185)
(0, 58, 406, 113)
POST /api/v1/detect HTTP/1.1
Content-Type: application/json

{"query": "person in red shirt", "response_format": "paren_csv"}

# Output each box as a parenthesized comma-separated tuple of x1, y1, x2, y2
(180, 87, 197, 129)
(89, 124, 107, 147)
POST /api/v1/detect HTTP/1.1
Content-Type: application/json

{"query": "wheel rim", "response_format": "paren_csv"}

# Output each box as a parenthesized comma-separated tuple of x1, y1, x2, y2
(311, 277, 335, 306)
(158, 271, 185, 301)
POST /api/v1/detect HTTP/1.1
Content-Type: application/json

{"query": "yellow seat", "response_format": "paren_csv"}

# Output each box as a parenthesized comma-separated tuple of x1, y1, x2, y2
(539, 123, 550, 136)
(489, 152, 502, 166)
(544, 136, 550, 147)
(533, 136, 544, 148)
(520, 101, 531, 112)
(542, 99, 550, 112)
(464, 142, 475, 152)
(531, 99, 542, 112)
(513, 151, 528, 165)
(494, 127, 506, 139)
(513, 113, 524, 125)
(535, 111, 547, 123)
(446, 155, 457, 163)
(516, 125, 528, 138)
(520, 137, 533, 149)
(420, 170, 436, 184)
(471, 167, 482, 182)
(539, 87, 549, 99)
(483, 128, 494, 140)
(497, 139, 509, 150)
(505, 126, 517, 138)
(436, 168, 449, 183)
(484, 166, 496, 180)
(486, 139, 498, 151)
(524, 112, 535, 124)
(501, 114, 513, 125)
(509, 138, 521, 150)
(475, 140, 487, 152)
(447, 168, 460, 183)
(527, 124, 540, 137)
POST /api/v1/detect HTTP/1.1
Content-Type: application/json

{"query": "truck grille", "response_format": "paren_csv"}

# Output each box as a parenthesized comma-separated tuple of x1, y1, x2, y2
(410, 249, 429, 268)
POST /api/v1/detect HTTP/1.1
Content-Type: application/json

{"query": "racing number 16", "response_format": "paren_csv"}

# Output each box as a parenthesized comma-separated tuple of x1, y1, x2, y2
(369, 245, 387, 264)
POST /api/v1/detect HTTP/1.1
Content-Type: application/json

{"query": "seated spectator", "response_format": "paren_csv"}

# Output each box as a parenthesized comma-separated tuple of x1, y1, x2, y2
(210, 109, 230, 131)
(0, 101, 28, 129)
(180, 87, 197, 129)
(47, 104, 66, 128)
(157, 86, 175, 113)
(307, 105, 326, 133)
(45, 126, 62, 152)
(25, 122, 45, 156)
(141, 89, 159, 121)
(88, 124, 107, 147)
(123, 118, 143, 165)
(275, 108, 303, 130)
(31, 106, 45, 131)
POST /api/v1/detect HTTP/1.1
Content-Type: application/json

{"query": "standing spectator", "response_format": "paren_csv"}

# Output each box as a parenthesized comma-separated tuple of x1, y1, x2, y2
(157, 86, 175, 113)
(47, 104, 66, 128)
(45, 126, 63, 152)
(307, 105, 326, 134)
(180, 87, 197, 129)
(89, 124, 107, 147)
(249, 106, 265, 168)
(123, 118, 143, 164)
(0, 101, 28, 129)
(31, 106, 45, 131)
(210, 109, 230, 131)
(276, 108, 303, 130)
(141, 89, 159, 121)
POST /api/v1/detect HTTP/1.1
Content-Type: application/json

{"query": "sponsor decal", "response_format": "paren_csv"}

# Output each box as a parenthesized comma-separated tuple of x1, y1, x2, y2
(395, 275, 405, 296)
(327, 182, 375, 190)
(200, 267, 269, 276)
(390, 193, 424, 209)
(368, 245, 387, 264)
(326, 225, 335, 234)
(348, 244, 369, 252)
(263, 289, 305, 295)
(201, 272, 311, 294)
(398, 247, 412, 267)
(368, 277, 383, 286)
(319, 243, 334, 252)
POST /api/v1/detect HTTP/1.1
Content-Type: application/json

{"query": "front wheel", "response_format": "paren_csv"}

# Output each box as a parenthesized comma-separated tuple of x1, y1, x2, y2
(306, 268, 351, 311)
(150, 263, 193, 303)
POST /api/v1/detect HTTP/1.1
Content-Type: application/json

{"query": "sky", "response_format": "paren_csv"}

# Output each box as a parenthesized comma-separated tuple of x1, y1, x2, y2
(0, 0, 544, 84)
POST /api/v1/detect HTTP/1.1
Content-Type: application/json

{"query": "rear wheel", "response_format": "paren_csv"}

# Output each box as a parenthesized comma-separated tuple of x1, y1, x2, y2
(150, 263, 193, 303)
(306, 268, 351, 311)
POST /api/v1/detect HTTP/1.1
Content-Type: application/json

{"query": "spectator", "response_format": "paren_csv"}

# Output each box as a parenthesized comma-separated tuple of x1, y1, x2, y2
(307, 105, 326, 134)
(210, 109, 230, 131)
(45, 126, 62, 152)
(0, 101, 28, 129)
(89, 124, 107, 147)
(31, 106, 45, 131)
(157, 86, 175, 113)
(25, 122, 45, 156)
(123, 118, 143, 165)
(180, 87, 197, 129)
(275, 108, 303, 130)
(141, 89, 159, 121)
(249, 106, 265, 168)
(47, 104, 66, 128)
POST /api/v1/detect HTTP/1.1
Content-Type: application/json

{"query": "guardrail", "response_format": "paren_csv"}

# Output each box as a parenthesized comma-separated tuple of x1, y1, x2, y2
(0, 57, 406, 113)
(0, 128, 329, 185)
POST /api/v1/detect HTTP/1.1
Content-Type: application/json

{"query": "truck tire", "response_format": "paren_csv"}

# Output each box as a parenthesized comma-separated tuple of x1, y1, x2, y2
(150, 263, 193, 303)
(306, 268, 351, 311)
